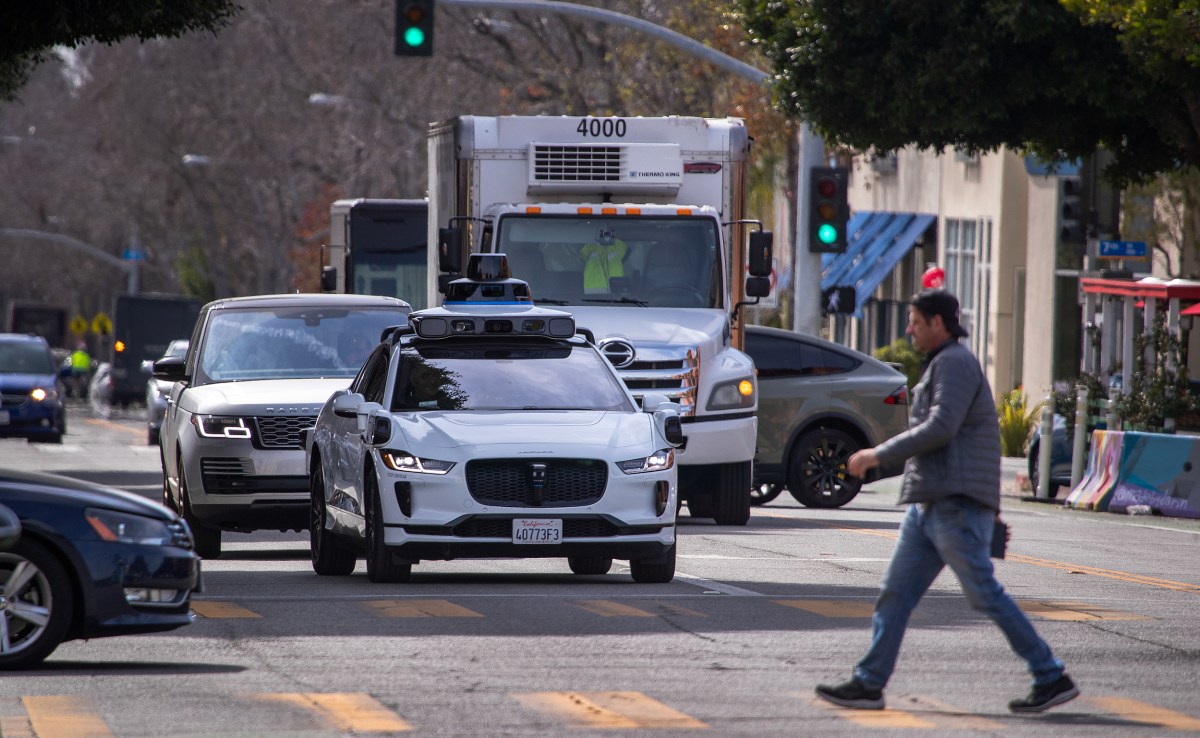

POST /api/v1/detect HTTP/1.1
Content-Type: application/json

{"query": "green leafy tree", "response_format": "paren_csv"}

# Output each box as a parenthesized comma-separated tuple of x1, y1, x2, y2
(737, 0, 1200, 185)
(0, 0, 240, 102)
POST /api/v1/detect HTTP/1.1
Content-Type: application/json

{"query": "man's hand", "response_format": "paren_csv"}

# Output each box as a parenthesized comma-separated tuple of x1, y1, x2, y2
(847, 448, 880, 480)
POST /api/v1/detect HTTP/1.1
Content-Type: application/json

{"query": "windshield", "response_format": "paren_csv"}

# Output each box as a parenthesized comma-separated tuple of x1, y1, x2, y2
(392, 341, 634, 412)
(196, 306, 405, 384)
(495, 215, 722, 309)
(351, 251, 427, 307)
(0, 341, 54, 374)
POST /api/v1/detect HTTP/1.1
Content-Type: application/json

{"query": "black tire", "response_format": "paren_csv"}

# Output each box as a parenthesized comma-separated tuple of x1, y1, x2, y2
(788, 428, 862, 509)
(568, 557, 613, 575)
(686, 496, 714, 518)
(630, 544, 676, 583)
(147, 427, 159, 446)
(750, 482, 784, 506)
(0, 538, 74, 670)
(310, 462, 357, 576)
(712, 461, 751, 525)
(179, 455, 221, 559)
(365, 470, 410, 583)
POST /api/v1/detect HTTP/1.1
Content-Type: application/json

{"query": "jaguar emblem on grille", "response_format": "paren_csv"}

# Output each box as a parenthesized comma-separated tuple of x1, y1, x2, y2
(599, 339, 635, 368)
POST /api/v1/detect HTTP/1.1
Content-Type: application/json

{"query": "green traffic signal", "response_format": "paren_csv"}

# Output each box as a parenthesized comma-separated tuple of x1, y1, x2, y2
(395, 0, 434, 57)
(404, 26, 425, 47)
(817, 223, 838, 245)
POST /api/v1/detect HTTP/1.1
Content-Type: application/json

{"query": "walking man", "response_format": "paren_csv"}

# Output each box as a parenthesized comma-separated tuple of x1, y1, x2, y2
(816, 288, 1079, 713)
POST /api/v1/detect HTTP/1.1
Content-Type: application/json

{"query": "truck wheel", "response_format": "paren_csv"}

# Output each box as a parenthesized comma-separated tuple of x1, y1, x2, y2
(568, 557, 612, 575)
(310, 463, 357, 576)
(630, 544, 676, 583)
(365, 471, 410, 583)
(788, 428, 862, 509)
(179, 455, 221, 559)
(712, 461, 751, 525)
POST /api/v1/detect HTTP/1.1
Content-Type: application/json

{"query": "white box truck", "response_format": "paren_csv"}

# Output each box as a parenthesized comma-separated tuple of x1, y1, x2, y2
(427, 115, 772, 525)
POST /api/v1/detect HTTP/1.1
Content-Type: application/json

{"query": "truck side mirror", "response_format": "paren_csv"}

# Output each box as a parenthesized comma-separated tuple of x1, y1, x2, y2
(748, 231, 773, 277)
(320, 266, 337, 292)
(438, 227, 464, 273)
(745, 276, 771, 298)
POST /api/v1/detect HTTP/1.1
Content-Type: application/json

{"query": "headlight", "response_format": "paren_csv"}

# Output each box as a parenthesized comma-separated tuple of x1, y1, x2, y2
(85, 508, 175, 546)
(30, 387, 58, 402)
(192, 414, 252, 439)
(380, 450, 455, 474)
(706, 377, 755, 411)
(617, 448, 674, 474)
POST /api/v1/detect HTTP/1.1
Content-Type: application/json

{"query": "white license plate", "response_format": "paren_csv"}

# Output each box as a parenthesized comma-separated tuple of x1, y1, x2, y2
(0, 410, 8, 425)
(512, 518, 562, 545)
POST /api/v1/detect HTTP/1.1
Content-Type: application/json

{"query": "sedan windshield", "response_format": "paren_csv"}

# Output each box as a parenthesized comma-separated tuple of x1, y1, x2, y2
(0, 342, 55, 374)
(392, 342, 634, 412)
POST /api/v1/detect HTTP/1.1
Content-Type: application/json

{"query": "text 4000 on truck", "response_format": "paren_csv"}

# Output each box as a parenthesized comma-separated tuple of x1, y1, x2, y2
(428, 115, 772, 525)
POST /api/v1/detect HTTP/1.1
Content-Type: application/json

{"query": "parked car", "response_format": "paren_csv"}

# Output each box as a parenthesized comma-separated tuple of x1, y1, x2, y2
(304, 290, 683, 583)
(143, 339, 189, 445)
(155, 293, 412, 559)
(744, 326, 910, 508)
(0, 468, 200, 669)
(0, 333, 69, 444)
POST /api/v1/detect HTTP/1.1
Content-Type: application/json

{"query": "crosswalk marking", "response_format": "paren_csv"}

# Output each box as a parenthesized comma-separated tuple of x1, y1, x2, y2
(254, 692, 413, 733)
(22, 696, 113, 738)
(807, 694, 936, 728)
(1090, 696, 1200, 730)
(889, 694, 1006, 730)
(191, 601, 262, 618)
(362, 599, 483, 617)
(1017, 600, 1151, 621)
(513, 691, 707, 729)
(576, 599, 658, 617)
(646, 601, 707, 617)
(774, 599, 875, 617)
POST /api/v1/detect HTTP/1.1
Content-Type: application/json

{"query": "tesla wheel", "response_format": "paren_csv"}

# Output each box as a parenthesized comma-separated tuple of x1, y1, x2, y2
(789, 428, 863, 509)
(630, 544, 676, 583)
(310, 463, 356, 576)
(568, 557, 613, 575)
(750, 483, 784, 506)
(365, 470, 410, 583)
(179, 455, 221, 559)
(712, 461, 751, 525)
(0, 538, 74, 670)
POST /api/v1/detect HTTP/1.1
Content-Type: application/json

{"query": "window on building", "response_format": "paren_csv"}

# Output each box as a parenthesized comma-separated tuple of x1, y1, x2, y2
(943, 218, 992, 360)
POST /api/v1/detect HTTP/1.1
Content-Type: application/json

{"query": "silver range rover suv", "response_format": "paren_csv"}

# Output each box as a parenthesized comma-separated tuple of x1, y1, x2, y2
(155, 293, 411, 558)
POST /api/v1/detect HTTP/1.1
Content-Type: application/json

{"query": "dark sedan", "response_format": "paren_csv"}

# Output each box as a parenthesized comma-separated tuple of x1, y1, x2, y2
(0, 469, 200, 669)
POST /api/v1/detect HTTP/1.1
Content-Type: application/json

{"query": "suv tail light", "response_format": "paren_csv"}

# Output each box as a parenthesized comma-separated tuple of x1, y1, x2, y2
(885, 385, 909, 405)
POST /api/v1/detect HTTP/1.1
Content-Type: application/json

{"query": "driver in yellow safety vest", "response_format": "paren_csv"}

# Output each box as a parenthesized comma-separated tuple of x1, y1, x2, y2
(580, 228, 627, 293)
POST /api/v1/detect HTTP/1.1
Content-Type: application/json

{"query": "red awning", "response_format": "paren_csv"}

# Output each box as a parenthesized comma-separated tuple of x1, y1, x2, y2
(1181, 303, 1200, 316)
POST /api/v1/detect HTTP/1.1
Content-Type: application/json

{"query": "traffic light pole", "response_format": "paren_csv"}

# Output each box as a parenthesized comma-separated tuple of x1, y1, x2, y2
(0, 228, 140, 294)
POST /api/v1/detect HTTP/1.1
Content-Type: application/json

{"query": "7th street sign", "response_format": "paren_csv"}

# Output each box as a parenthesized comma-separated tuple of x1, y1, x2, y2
(1099, 240, 1147, 258)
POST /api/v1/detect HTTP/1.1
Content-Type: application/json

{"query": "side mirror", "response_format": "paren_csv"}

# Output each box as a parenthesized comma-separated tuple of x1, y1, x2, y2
(152, 356, 187, 382)
(641, 393, 672, 413)
(748, 230, 773, 277)
(354, 401, 385, 435)
(0, 504, 21, 551)
(438, 226, 464, 273)
(320, 266, 338, 292)
(745, 276, 771, 298)
(368, 416, 391, 446)
(332, 392, 364, 419)
(663, 416, 685, 448)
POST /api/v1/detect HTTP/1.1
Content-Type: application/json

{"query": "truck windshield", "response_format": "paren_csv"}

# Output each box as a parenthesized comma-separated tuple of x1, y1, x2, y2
(351, 251, 427, 308)
(495, 215, 722, 309)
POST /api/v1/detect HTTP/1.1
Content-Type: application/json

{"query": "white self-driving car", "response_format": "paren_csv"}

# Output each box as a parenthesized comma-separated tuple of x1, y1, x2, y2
(304, 256, 683, 583)
(155, 293, 411, 559)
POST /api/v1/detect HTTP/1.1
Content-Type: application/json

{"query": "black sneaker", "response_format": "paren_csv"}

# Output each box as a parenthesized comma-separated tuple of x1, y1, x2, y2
(1009, 675, 1080, 713)
(815, 678, 885, 710)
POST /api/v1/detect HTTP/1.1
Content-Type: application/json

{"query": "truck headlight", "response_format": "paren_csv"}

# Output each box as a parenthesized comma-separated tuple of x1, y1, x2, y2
(192, 415, 252, 439)
(380, 450, 455, 474)
(85, 508, 175, 546)
(617, 448, 674, 474)
(706, 377, 754, 410)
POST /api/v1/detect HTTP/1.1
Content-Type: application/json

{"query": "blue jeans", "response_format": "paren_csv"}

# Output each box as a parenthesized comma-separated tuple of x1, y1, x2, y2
(854, 497, 1065, 690)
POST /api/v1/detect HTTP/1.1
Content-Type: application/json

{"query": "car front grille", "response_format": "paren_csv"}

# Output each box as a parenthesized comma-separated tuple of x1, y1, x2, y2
(253, 415, 317, 449)
(453, 516, 621, 538)
(199, 457, 307, 495)
(0, 392, 28, 408)
(465, 458, 606, 507)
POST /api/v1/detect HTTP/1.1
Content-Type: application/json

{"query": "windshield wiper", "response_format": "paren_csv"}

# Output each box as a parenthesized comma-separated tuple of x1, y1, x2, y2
(534, 298, 571, 305)
(581, 297, 649, 307)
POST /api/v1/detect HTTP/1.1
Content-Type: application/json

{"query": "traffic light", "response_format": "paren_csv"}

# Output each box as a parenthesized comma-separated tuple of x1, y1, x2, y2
(395, 0, 434, 57)
(809, 166, 850, 253)
(1058, 176, 1086, 245)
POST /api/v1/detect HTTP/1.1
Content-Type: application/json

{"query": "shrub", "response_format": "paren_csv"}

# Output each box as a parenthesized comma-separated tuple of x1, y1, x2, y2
(873, 338, 922, 390)
(997, 388, 1042, 457)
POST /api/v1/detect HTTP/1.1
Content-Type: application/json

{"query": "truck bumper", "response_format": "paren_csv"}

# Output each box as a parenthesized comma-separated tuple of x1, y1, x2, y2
(675, 414, 756, 466)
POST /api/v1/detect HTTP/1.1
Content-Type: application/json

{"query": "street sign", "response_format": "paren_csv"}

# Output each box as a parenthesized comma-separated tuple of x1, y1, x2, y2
(91, 312, 112, 335)
(122, 249, 144, 261)
(1098, 240, 1147, 258)
(70, 315, 88, 335)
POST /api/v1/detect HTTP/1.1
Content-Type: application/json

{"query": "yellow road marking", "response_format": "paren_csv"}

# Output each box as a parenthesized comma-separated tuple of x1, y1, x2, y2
(646, 601, 707, 617)
(1018, 600, 1152, 621)
(0, 715, 34, 738)
(255, 693, 412, 732)
(514, 691, 707, 729)
(82, 417, 142, 438)
(806, 694, 935, 728)
(363, 599, 483, 617)
(576, 600, 657, 617)
(774, 599, 874, 617)
(890, 694, 1005, 730)
(191, 601, 261, 618)
(22, 696, 113, 738)
(1090, 696, 1200, 730)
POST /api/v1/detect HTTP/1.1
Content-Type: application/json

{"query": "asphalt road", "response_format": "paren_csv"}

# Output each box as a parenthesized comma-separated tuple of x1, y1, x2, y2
(1, 400, 1198, 737)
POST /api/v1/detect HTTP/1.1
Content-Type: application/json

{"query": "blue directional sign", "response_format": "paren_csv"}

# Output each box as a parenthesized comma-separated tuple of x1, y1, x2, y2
(122, 249, 144, 261)
(1098, 240, 1147, 258)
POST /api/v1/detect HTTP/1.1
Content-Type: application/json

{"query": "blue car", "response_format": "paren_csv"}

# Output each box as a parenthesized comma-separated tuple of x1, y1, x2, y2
(0, 333, 69, 444)
(1027, 414, 1073, 497)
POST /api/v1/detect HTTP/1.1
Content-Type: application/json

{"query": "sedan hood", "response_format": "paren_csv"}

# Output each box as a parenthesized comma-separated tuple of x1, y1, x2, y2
(182, 378, 349, 415)
(0, 373, 57, 391)
(395, 410, 652, 452)
(0, 468, 176, 521)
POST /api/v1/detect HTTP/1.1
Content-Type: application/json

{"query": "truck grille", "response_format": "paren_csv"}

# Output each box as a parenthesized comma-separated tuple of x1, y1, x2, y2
(466, 459, 606, 506)
(532, 144, 621, 182)
(253, 415, 317, 449)
(607, 345, 698, 416)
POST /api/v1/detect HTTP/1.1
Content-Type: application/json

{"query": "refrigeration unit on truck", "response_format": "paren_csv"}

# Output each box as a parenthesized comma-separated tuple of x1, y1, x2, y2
(321, 198, 428, 308)
(428, 115, 773, 525)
